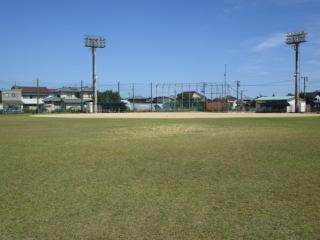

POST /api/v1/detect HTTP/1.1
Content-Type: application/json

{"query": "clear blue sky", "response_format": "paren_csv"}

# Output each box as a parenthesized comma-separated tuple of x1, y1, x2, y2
(1, 0, 320, 97)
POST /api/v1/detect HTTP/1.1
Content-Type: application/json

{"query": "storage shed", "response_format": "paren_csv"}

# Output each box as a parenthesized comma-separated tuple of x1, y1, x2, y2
(256, 96, 306, 113)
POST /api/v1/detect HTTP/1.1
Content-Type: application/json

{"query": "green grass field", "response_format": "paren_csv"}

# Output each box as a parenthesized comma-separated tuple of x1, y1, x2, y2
(0, 116, 319, 239)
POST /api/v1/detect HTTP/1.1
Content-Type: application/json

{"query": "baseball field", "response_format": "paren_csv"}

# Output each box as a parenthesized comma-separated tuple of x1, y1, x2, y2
(0, 113, 319, 239)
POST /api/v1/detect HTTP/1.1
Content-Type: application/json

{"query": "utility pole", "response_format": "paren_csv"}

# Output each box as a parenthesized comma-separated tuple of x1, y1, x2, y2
(240, 90, 243, 111)
(188, 83, 191, 110)
(181, 84, 184, 111)
(236, 80, 240, 110)
(301, 76, 308, 101)
(286, 31, 307, 112)
(80, 80, 83, 112)
(132, 83, 135, 112)
(162, 83, 165, 107)
(174, 84, 177, 111)
(203, 82, 206, 112)
(36, 78, 39, 114)
(224, 64, 227, 95)
(155, 84, 158, 111)
(224, 64, 228, 112)
(150, 82, 153, 112)
(240, 90, 247, 111)
(117, 81, 121, 112)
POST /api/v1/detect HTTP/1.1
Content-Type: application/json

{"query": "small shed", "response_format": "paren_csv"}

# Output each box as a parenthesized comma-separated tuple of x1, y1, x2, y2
(256, 96, 306, 113)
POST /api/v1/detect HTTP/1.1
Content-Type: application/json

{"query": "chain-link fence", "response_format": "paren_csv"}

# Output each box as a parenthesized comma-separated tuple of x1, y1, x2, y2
(0, 81, 231, 113)
(97, 81, 230, 112)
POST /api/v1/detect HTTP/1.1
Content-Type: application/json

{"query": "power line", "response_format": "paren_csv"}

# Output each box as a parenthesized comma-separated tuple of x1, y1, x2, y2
(241, 80, 292, 87)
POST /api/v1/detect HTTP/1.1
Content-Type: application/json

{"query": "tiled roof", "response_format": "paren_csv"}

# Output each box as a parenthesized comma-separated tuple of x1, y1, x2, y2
(43, 96, 61, 102)
(62, 98, 85, 104)
(58, 86, 93, 92)
(12, 86, 54, 94)
(256, 96, 295, 101)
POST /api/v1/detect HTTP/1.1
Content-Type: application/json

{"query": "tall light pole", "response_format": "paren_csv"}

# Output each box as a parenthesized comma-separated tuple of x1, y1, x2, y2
(36, 78, 39, 114)
(286, 31, 307, 113)
(84, 36, 106, 113)
(224, 64, 227, 111)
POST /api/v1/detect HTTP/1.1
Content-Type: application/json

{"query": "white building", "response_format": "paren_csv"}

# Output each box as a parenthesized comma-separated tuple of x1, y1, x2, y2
(57, 87, 93, 101)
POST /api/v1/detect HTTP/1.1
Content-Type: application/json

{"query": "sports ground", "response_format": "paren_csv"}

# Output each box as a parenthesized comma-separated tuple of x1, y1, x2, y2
(1, 113, 320, 239)
(34, 111, 320, 119)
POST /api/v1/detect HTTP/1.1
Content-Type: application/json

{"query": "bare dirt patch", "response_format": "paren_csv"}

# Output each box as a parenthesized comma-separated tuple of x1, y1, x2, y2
(33, 112, 320, 119)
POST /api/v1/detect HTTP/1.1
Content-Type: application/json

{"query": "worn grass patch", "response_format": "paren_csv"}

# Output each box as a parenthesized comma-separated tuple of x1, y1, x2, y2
(0, 116, 319, 239)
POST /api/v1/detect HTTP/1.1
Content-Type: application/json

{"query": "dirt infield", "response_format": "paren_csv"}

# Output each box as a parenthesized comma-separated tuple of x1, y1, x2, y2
(33, 112, 320, 119)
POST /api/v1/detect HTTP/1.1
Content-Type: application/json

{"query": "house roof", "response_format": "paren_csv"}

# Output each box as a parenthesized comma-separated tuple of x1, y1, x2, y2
(128, 96, 147, 100)
(43, 96, 61, 102)
(178, 91, 205, 98)
(305, 90, 320, 98)
(62, 98, 85, 104)
(226, 95, 237, 101)
(256, 96, 294, 101)
(153, 96, 173, 99)
(12, 86, 53, 94)
(58, 86, 93, 92)
(180, 91, 204, 95)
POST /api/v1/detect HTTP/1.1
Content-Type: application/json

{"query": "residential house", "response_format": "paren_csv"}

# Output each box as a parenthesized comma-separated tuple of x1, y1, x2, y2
(11, 86, 53, 111)
(172, 91, 206, 111)
(305, 90, 320, 111)
(205, 95, 238, 111)
(57, 86, 93, 101)
(226, 95, 237, 110)
(177, 91, 205, 101)
(1, 89, 23, 112)
(126, 96, 153, 111)
(313, 94, 320, 110)
(55, 86, 93, 112)
(152, 96, 174, 110)
(152, 96, 173, 104)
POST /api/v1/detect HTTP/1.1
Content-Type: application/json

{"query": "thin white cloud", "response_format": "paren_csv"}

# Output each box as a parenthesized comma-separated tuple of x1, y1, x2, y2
(252, 33, 285, 52)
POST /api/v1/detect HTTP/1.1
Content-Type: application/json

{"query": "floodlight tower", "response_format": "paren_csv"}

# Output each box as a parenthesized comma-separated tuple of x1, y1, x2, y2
(84, 36, 106, 113)
(286, 31, 307, 113)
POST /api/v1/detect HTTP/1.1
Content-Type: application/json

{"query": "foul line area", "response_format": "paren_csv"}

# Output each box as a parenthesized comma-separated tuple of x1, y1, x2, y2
(32, 112, 320, 119)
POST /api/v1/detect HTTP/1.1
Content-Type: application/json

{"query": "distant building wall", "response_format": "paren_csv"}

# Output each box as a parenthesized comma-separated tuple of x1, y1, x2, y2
(2, 90, 22, 102)
(206, 101, 226, 112)
(60, 93, 78, 99)
(1, 90, 23, 110)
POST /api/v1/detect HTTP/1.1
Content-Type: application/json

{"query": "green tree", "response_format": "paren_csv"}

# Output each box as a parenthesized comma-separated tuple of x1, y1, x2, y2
(299, 92, 313, 104)
(97, 90, 121, 103)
